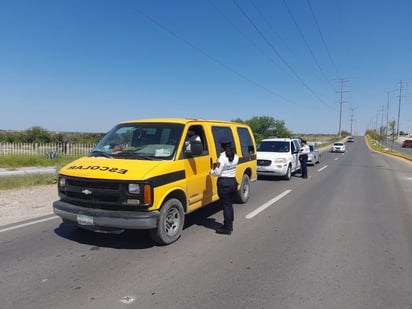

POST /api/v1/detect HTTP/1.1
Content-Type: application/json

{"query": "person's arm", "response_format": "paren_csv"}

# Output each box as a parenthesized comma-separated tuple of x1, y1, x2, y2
(211, 156, 225, 176)
(301, 145, 310, 154)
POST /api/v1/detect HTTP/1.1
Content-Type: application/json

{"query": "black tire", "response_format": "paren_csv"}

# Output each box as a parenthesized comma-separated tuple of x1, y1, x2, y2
(283, 165, 292, 180)
(317, 155, 320, 164)
(235, 173, 251, 204)
(150, 198, 184, 245)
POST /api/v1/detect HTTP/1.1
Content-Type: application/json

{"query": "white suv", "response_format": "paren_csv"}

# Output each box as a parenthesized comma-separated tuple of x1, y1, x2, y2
(256, 138, 301, 180)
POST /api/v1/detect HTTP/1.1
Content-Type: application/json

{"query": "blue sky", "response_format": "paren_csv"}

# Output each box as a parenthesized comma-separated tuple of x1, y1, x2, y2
(1, 0, 411, 135)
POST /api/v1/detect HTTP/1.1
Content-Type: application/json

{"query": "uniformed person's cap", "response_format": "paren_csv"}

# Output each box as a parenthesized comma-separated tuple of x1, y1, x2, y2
(219, 136, 232, 146)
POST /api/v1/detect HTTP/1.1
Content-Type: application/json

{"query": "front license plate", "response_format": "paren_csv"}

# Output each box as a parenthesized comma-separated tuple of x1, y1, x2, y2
(77, 214, 94, 226)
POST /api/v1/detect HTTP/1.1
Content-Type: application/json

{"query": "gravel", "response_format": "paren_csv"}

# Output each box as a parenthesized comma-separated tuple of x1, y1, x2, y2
(0, 184, 58, 226)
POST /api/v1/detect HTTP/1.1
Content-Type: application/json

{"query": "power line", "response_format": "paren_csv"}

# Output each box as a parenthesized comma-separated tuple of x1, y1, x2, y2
(119, 0, 296, 105)
(246, 0, 309, 86)
(208, 0, 300, 86)
(233, 0, 330, 107)
(282, 0, 336, 93)
(306, 0, 339, 76)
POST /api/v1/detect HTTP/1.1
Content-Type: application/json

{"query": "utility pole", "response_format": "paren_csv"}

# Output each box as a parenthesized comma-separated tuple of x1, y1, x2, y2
(336, 78, 350, 137)
(386, 91, 390, 146)
(380, 105, 385, 139)
(396, 80, 403, 138)
(349, 107, 354, 136)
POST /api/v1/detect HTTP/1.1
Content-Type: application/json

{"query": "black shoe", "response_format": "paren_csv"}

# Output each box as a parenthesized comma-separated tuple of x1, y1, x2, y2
(216, 227, 232, 235)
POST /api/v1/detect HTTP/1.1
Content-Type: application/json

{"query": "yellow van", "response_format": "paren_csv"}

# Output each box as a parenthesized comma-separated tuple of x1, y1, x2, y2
(53, 118, 257, 244)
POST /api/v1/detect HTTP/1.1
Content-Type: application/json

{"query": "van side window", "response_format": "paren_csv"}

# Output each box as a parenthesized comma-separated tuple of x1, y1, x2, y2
(185, 125, 208, 156)
(211, 126, 235, 155)
(237, 127, 255, 155)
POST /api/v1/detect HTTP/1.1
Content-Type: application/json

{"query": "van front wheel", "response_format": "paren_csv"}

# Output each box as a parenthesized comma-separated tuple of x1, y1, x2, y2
(235, 174, 250, 204)
(150, 198, 184, 245)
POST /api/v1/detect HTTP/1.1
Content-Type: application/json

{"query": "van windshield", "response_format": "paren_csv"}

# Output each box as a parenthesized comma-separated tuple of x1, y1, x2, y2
(257, 141, 290, 153)
(90, 123, 184, 160)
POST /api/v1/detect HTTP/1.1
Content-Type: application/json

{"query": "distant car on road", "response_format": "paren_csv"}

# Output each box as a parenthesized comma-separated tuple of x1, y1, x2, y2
(347, 136, 354, 142)
(331, 142, 346, 153)
(307, 144, 320, 165)
(401, 139, 412, 148)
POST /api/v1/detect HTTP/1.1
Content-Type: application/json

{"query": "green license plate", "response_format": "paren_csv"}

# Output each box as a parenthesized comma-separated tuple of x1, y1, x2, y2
(77, 214, 94, 226)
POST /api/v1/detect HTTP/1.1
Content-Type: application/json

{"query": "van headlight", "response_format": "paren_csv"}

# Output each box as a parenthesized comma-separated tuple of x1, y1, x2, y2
(274, 158, 286, 163)
(128, 183, 141, 194)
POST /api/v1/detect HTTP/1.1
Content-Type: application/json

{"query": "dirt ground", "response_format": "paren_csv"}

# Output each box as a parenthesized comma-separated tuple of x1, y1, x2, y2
(0, 184, 57, 226)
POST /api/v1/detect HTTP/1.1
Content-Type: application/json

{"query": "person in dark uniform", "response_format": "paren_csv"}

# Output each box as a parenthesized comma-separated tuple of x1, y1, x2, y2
(299, 139, 310, 179)
(210, 137, 239, 235)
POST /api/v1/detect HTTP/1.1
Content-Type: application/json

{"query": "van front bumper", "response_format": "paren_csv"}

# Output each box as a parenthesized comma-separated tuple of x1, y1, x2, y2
(53, 200, 160, 230)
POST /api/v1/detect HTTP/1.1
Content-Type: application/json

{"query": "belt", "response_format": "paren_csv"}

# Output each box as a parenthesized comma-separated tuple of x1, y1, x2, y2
(218, 177, 235, 180)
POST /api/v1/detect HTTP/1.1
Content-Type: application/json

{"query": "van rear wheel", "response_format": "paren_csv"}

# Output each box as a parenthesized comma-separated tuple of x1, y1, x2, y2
(235, 174, 250, 204)
(150, 198, 184, 245)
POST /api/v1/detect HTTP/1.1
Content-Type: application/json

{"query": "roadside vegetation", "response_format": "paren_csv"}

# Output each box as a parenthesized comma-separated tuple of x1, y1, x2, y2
(0, 174, 58, 190)
(0, 155, 81, 169)
(365, 134, 412, 162)
(0, 126, 98, 190)
(0, 155, 82, 190)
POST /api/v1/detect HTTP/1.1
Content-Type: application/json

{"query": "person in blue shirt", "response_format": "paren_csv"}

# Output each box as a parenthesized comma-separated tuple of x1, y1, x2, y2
(210, 137, 239, 235)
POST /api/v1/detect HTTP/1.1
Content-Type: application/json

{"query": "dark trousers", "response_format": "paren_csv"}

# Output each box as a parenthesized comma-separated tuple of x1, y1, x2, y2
(217, 178, 238, 230)
(299, 155, 308, 178)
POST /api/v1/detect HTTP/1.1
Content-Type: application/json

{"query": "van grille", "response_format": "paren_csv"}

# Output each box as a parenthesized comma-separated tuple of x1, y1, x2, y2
(59, 177, 148, 211)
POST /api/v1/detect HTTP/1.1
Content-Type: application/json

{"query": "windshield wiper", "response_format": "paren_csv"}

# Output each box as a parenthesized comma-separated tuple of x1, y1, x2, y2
(89, 151, 113, 158)
(114, 152, 154, 160)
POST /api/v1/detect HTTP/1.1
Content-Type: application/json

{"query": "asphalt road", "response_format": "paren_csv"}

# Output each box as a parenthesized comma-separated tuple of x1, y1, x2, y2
(1, 136, 412, 309)
(387, 139, 412, 157)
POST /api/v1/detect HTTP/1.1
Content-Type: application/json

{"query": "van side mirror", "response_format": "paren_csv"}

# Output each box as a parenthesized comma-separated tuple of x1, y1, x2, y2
(184, 139, 203, 157)
(190, 141, 203, 156)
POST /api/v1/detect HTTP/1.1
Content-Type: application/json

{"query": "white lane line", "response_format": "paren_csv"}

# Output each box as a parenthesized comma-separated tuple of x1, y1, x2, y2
(0, 216, 58, 233)
(246, 190, 292, 219)
(334, 158, 339, 161)
(318, 165, 327, 172)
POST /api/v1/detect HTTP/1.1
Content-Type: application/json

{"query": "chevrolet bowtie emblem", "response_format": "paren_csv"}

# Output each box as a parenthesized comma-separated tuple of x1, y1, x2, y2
(82, 189, 92, 195)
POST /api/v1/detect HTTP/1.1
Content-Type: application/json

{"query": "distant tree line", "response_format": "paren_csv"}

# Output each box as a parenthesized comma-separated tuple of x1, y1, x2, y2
(1, 116, 341, 145)
(0, 126, 105, 144)
(233, 116, 291, 142)
(366, 119, 399, 144)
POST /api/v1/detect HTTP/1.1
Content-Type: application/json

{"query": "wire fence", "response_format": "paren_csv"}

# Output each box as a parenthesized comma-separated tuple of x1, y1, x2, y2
(0, 143, 95, 157)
